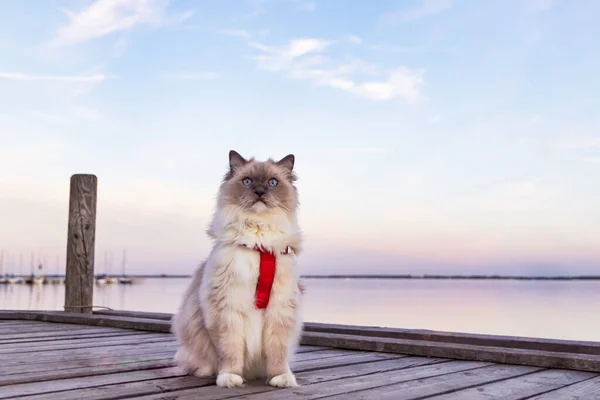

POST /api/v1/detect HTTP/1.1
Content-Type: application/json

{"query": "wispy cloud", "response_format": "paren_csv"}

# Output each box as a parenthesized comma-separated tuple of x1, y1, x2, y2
(380, 0, 454, 24)
(250, 38, 425, 102)
(368, 43, 456, 54)
(51, 0, 191, 47)
(160, 72, 219, 80)
(0, 72, 109, 82)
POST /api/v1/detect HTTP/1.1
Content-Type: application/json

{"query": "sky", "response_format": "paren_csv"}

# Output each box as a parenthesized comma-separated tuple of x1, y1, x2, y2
(0, 0, 599, 276)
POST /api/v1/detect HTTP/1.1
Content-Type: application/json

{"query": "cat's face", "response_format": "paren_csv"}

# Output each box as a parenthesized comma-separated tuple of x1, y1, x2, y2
(218, 150, 298, 214)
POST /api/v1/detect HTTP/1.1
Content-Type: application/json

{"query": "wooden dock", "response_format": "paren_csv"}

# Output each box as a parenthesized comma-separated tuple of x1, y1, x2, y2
(3, 176, 600, 398)
(1, 310, 600, 399)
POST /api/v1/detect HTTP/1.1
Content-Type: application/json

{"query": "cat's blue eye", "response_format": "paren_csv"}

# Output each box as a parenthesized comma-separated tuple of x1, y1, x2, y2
(242, 178, 253, 186)
(268, 178, 278, 187)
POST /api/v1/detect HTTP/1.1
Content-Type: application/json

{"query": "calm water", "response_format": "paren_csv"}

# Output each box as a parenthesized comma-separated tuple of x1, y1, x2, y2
(2, 278, 599, 342)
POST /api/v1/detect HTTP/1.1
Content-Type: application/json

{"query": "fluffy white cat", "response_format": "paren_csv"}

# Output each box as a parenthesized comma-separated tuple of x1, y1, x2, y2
(171, 150, 304, 389)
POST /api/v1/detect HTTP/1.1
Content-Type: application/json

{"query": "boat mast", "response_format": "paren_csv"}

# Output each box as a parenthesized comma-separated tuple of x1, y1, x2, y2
(121, 249, 127, 276)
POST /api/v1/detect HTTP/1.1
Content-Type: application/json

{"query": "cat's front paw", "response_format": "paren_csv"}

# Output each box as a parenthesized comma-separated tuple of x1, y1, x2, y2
(268, 371, 299, 388)
(216, 372, 245, 388)
(193, 365, 215, 378)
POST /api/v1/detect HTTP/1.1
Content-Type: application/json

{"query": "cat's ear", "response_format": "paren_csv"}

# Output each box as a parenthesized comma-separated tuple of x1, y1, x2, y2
(229, 150, 247, 171)
(276, 154, 295, 171)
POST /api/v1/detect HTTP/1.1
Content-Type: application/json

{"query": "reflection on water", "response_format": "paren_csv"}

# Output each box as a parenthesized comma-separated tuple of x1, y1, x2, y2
(2, 278, 600, 342)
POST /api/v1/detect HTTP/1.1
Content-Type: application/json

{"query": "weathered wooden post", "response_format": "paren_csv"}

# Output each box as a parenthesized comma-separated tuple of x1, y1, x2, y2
(64, 174, 98, 313)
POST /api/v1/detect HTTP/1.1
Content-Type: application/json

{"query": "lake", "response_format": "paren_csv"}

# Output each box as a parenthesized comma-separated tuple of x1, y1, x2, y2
(2, 278, 599, 342)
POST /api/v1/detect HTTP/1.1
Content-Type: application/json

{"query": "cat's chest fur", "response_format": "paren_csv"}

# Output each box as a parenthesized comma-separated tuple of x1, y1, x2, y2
(210, 207, 299, 255)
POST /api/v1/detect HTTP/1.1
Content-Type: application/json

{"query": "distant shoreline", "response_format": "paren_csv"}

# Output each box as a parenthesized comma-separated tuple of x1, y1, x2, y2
(25, 274, 600, 281)
(300, 274, 600, 281)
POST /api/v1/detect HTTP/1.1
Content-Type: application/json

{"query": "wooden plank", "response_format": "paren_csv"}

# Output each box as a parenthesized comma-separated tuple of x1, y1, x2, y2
(0, 366, 185, 399)
(292, 349, 361, 362)
(0, 320, 74, 327)
(0, 332, 169, 353)
(0, 320, 28, 325)
(302, 331, 600, 372)
(0, 341, 178, 369)
(0, 323, 109, 334)
(18, 352, 441, 399)
(94, 310, 600, 357)
(132, 356, 442, 400)
(326, 366, 544, 399)
(0, 350, 175, 377)
(0, 344, 333, 381)
(303, 322, 600, 356)
(0, 328, 134, 342)
(0, 346, 176, 377)
(0, 355, 176, 386)
(293, 352, 404, 371)
(64, 173, 98, 313)
(3, 311, 600, 377)
(425, 369, 599, 400)
(0, 320, 58, 326)
(0, 322, 133, 333)
(0, 330, 146, 346)
(18, 374, 213, 400)
(94, 310, 172, 320)
(0, 337, 321, 354)
(295, 346, 330, 353)
(0, 311, 171, 332)
(225, 361, 491, 399)
(530, 375, 600, 399)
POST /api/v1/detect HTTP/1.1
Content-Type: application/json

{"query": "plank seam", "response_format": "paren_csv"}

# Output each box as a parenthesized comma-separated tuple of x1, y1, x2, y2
(114, 360, 460, 400)
(2, 338, 177, 354)
(0, 366, 186, 398)
(0, 332, 155, 345)
(413, 368, 548, 400)
(313, 365, 545, 400)
(0, 352, 177, 377)
(518, 374, 600, 400)
(293, 355, 423, 375)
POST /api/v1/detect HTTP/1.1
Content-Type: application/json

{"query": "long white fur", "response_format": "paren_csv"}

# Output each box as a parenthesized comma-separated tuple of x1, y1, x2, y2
(172, 201, 303, 388)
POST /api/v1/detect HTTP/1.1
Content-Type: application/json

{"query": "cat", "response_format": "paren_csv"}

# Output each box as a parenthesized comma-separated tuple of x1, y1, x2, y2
(171, 150, 304, 389)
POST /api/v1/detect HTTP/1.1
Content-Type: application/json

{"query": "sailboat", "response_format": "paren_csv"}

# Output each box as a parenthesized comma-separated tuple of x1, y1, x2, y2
(0, 250, 8, 284)
(25, 252, 44, 284)
(95, 273, 107, 284)
(96, 251, 113, 284)
(106, 251, 118, 284)
(95, 251, 106, 284)
(118, 249, 133, 284)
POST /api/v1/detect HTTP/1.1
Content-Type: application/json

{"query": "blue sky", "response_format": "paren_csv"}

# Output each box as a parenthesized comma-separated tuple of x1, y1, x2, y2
(0, 0, 599, 276)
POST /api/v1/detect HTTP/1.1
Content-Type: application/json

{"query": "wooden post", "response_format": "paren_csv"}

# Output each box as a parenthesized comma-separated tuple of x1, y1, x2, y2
(64, 174, 98, 313)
